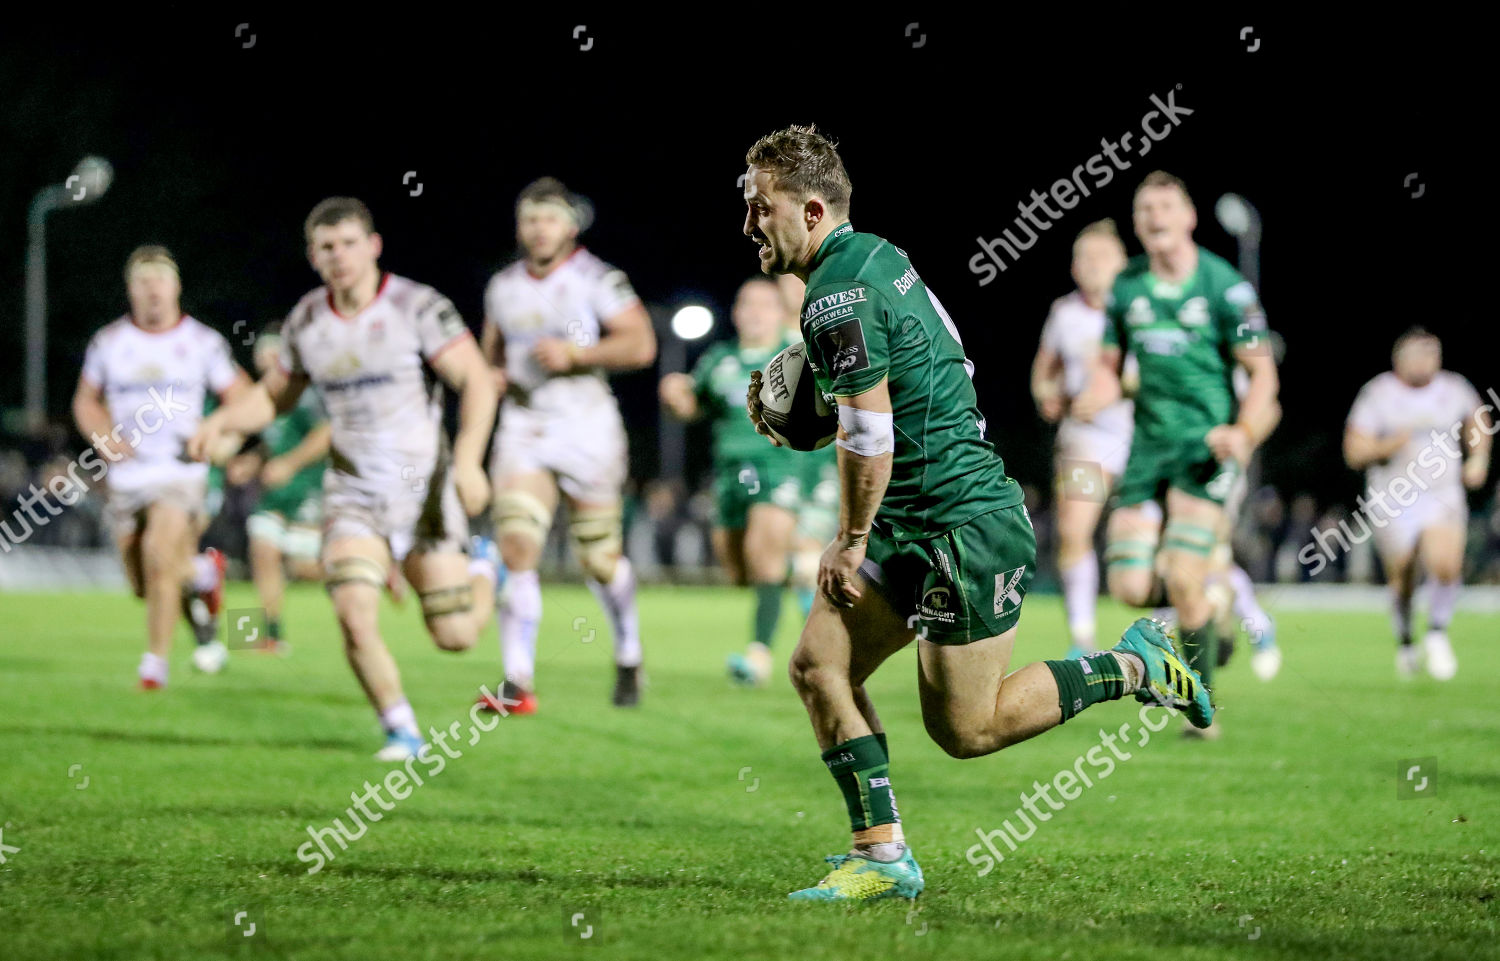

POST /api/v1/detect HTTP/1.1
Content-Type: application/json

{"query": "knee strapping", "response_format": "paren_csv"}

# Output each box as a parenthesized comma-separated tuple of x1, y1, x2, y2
(494, 491, 552, 548)
(324, 556, 386, 590)
(1105, 538, 1157, 570)
(570, 506, 622, 579)
(1163, 521, 1217, 558)
(420, 584, 474, 618)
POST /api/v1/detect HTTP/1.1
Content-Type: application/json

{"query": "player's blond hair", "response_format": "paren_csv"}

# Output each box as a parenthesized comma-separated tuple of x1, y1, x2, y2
(1133, 170, 1194, 209)
(1073, 219, 1124, 256)
(304, 197, 375, 242)
(744, 125, 852, 213)
(124, 245, 179, 282)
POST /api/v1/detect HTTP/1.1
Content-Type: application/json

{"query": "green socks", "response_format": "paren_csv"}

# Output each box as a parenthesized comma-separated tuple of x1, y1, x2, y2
(823, 734, 899, 832)
(1044, 652, 1130, 723)
(753, 583, 783, 647)
(1179, 623, 1217, 688)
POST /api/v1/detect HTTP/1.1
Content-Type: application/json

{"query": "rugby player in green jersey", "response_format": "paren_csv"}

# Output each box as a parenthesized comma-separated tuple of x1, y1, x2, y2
(741, 126, 1213, 901)
(1074, 171, 1281, 739)
(660, 277, 803, 685)
(228, 326, 332, 650)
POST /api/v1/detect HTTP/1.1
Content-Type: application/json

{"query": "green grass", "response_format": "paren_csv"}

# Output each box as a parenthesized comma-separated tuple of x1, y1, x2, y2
(0, 583, 1495, 960)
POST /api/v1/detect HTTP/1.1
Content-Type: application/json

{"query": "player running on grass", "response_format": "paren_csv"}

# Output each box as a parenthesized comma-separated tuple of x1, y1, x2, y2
(72, 246, 249, 689)
(478, 178, 656, 711)
(1344, 328, 1491, 679)
(224, 325, 332, 652)
(660, 276, 803, 686)
(1074, 170, 1281, 739)
(1030, 219, 1132, 658)
(190, 198, 501, 761)
(741, 126, 1213, 902)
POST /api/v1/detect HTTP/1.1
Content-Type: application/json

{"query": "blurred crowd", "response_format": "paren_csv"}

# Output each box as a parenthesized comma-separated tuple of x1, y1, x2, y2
(7, 427, 1499, 586)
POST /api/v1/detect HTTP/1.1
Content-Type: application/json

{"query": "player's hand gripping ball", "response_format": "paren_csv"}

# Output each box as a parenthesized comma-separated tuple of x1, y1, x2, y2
(749, 342, 838, 451)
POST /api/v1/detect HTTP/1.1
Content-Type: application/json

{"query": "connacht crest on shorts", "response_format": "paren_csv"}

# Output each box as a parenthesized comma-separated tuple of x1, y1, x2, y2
(817, 318, 869, 378)
(994, 565, 1026, 617)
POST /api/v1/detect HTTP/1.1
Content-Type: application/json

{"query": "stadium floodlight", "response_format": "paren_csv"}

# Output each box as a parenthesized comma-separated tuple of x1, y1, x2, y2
(1214, 192, 1261, 290)
(671, 305, 714, 341)
(25, 155, 115, 430)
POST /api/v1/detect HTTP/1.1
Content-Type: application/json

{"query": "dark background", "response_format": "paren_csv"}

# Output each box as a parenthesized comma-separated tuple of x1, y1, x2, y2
(0, 12, 1475, 506)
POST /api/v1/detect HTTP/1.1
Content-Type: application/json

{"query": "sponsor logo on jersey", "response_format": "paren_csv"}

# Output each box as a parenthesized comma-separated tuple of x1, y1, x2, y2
(1136, 328, 1190, 356)
(1126, 296, 1155, 326)
(893, 265, 920, 296)
(831, 223, 853, 239)
(1177, 296, 1210, 327)
(994, 565, 1027, 617)
(816, 318, 870, 379)
(321, 372, 397, 393)
(803, 288, 868, 324)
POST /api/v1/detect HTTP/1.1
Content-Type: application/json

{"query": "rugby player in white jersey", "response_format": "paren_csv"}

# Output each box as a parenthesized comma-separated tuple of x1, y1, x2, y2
(1030, 220, 1130, 657)
(190, 198, 501, 760)
(73, 246, 251, 689)
(1344, 328, 1491, 679)
(477, 179, 656, 711)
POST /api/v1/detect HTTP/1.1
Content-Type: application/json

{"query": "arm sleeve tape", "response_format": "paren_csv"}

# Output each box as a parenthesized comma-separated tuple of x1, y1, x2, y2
(835, 406, 895, 457)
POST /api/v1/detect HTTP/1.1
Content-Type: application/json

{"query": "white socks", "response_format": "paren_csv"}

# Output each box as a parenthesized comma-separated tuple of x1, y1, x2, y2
(500, 569, 542, 688)
(190, 553, 218, 592)
(379, 698, 419, 737)
(1059, 553, 1099, 650)
(1428, 579, 1460, 632)
(588, 557, 642, 669)
(139, 652, 168, 685)
(1226, 564, 1273, 642)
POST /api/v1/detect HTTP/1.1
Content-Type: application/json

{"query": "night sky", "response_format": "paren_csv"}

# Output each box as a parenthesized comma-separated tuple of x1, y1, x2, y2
(0, 13, 1473, 505)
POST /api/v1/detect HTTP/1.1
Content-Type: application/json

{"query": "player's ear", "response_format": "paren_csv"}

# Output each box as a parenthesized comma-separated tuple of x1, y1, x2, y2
(804, 197, 825, 231)
(369, 232, 384, 260)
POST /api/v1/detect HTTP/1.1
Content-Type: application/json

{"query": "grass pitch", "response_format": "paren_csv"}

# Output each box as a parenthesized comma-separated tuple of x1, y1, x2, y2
(0, 583, 1495, 960)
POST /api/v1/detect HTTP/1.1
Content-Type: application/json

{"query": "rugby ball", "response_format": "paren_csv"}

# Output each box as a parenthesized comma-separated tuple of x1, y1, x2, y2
(759, 342, 837, 451)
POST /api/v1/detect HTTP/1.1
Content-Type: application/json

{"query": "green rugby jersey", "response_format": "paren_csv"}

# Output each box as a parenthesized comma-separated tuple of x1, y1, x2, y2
(1102, 248, 1267, 442)
(257, 390, 327, 511)
(799, 224, 1022, 540)
(692, 336, 803, 468)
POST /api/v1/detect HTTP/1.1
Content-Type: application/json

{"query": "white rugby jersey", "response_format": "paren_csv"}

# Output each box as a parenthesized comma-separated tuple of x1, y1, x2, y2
(483, 247, 641, 416)
(1039, 291, 1135, 434)
(279, 274, 470, 487)
(1348, 370, 1482, 498)
(80, 315, 240, 487)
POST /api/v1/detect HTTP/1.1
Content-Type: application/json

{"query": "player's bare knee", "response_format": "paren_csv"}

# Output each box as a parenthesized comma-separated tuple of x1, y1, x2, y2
(427, 617, 476, 652)
(787, 649, 836, 698)
(924, 719, 998, 760)
(1108, 569, 1152, 607)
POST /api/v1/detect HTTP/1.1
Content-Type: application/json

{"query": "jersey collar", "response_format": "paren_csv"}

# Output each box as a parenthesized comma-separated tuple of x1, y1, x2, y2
(807, 222, 855, 274)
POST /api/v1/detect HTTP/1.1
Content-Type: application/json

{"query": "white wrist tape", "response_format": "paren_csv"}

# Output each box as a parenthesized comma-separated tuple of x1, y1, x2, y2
(836, 406, 895, 456)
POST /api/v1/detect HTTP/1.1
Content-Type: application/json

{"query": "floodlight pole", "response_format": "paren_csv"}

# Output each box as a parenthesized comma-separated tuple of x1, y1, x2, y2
(25, 184, 68, 432)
